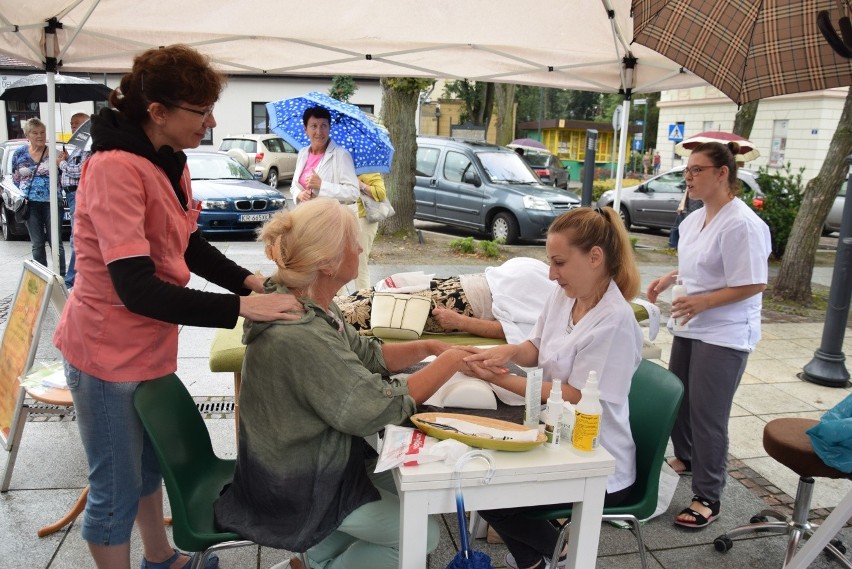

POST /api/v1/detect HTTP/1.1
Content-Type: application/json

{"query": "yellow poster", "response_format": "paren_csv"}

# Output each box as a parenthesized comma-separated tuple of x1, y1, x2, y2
(0, 270, 49, 441)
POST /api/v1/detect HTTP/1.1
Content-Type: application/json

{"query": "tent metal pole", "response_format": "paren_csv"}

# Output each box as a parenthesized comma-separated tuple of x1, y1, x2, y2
(612, 98, 631, 212)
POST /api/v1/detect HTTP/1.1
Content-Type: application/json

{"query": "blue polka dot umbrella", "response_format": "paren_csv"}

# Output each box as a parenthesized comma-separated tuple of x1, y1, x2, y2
(266, 92, 394, 175)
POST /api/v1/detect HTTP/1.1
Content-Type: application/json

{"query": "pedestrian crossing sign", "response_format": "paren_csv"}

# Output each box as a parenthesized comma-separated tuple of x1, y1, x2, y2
(668, 124, 684, 142)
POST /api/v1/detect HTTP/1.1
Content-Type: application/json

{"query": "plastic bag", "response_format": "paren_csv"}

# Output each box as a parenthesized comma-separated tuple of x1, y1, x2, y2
(375, 424, 471, 472)
(806, 393, 852, 473)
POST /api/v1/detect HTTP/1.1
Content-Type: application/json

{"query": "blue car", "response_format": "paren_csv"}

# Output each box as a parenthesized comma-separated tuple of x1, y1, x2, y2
(186, 150, 286, 234)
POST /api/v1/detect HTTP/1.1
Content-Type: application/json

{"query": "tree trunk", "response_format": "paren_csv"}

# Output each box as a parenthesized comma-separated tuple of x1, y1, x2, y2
(379, 78, 421, 237)
(773, 88, 852, 303)
(481, 83, 495, 138)
(732, 100, 759, 138)
(494, 83, 516, 145)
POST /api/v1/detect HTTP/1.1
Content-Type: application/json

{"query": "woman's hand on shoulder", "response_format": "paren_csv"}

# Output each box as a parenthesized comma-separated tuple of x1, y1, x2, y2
(239, 293, 304, 322)
(243, 274, 267, 294)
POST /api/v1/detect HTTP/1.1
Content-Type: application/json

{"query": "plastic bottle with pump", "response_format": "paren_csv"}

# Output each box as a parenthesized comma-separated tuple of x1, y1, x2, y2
(543, 379, 563, 447)
(572, 371, 602, 452)
(671, 275, 689, 332)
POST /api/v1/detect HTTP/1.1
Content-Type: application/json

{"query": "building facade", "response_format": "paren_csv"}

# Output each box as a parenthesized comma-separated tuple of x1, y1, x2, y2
(655, 86, 848, 183)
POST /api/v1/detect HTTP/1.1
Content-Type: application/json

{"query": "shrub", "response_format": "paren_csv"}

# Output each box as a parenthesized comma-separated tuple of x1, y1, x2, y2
(478, 240, 501, 258)
(747, 163, 804, 259)
(449, 236, 501, 258)
(449, 236, 476, 254)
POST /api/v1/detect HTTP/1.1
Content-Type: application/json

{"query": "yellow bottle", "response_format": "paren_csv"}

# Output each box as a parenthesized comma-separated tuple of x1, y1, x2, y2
(572, 371, 602, 452)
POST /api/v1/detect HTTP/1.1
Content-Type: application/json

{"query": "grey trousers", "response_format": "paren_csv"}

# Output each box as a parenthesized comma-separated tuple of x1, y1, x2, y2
(668, 336, 749, 503)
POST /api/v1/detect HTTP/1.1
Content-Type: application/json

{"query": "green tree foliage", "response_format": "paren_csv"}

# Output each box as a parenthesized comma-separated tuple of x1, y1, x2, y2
(329, 76, 357, 102)
(514, 87, 601, 124)
(745, 164, 805, 259)
(442, 80, 495, 130)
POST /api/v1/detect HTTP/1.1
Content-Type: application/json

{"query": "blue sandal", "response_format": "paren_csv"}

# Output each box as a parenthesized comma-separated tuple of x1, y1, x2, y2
(140, 549, 219, 569)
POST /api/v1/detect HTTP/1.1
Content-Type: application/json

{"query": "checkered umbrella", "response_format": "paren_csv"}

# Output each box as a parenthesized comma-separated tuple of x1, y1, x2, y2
(266, 92, 394, 175)
(631, 0, 852, 105)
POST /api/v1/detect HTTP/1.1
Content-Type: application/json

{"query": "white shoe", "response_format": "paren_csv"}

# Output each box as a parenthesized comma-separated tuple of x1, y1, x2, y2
(505, 552, 567, 569)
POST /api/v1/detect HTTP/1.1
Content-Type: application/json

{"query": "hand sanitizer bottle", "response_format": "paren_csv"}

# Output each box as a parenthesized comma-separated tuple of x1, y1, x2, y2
(572, 371, 602, 452)
(543, 379, 563, 448)
(671, 275, 689, 331)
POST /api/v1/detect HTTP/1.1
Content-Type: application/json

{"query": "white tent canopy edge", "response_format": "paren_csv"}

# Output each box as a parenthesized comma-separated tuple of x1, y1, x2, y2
(0, 0, 710, 271)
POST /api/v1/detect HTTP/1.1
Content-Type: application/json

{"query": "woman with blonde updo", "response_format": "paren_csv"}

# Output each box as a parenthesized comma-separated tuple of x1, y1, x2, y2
(215, 198, 479, 569)
(647, 141, 771, 529)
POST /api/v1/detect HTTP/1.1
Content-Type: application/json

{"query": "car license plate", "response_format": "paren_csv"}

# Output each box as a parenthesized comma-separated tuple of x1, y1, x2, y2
(239, 213, 271, 222)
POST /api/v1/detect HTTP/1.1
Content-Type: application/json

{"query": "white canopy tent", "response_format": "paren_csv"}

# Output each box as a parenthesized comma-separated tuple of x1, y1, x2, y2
(0, 0, 709, 270)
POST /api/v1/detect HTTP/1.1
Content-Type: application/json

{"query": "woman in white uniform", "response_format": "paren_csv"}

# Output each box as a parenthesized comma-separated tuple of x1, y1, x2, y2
(464, 207, 644, 569)
(647, 141, 771, 529)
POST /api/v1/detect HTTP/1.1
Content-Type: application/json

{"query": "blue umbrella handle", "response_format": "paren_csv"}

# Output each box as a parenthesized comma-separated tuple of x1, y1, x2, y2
(455, 489, 470, 558)
(453, 450, 496, 560)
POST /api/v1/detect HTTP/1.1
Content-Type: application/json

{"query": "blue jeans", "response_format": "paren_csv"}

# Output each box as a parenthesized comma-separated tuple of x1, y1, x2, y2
(64, 190, 77, 287)
(25, 200, 66, 275)
(65, 362, 163, 546)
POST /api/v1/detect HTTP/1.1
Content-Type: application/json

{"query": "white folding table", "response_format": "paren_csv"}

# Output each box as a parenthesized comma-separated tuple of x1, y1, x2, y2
(393, 444, 615, 569)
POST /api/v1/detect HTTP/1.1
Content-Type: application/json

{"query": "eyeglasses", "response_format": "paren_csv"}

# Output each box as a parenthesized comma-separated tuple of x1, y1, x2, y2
(685, 165, 717, 176)
(172, 104, 215, 122)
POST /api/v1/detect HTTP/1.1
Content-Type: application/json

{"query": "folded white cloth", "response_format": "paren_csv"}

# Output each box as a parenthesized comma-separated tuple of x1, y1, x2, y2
(375, 271, 435, 293)
(432, 416, 540, 441)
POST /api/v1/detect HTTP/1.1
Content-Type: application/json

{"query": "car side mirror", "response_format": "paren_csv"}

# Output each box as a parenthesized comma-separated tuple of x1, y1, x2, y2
(638, 184, 649, 193)
(463, 170, 481, 187)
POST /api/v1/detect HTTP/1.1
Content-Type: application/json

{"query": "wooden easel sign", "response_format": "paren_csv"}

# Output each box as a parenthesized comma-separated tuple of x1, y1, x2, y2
(0, 261, 56, 448)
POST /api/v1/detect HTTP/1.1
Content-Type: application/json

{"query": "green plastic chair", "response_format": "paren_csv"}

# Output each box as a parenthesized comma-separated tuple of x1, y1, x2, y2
(134, 373, 311, 569)
(528, 359, 684, 569)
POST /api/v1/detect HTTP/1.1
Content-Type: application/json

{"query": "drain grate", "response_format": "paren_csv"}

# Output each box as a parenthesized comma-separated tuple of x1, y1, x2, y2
(26, 397, 235, 422)
(0, 294, 12, 325)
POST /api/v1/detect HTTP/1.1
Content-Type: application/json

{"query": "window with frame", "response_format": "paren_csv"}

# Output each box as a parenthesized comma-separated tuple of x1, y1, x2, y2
(443, 151, 472, 183)
(415, 147, 440, 176)
(647, 169, 686, 194)
(769, 120, 788, 168)
(252, 103, 269, 134)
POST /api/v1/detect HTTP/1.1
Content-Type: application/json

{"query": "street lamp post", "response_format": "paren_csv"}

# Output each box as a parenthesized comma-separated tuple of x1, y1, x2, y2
(634, 98, 648, 174)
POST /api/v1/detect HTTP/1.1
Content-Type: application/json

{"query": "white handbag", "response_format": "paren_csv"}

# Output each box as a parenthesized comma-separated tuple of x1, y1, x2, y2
(370, 293, 431, 340)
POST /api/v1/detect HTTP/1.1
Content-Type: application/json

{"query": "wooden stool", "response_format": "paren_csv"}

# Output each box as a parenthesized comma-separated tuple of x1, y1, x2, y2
(714, 418, 851, 567)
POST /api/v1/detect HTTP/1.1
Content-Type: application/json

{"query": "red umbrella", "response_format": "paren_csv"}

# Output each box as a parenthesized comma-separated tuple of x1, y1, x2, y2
(674, 131, 761, 162)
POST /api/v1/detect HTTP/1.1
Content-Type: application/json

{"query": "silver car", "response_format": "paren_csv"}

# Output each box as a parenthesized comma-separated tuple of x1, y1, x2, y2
(596, 165, 761, 230)
(823, 180, 847, 235)
(218, 134, 298, 188)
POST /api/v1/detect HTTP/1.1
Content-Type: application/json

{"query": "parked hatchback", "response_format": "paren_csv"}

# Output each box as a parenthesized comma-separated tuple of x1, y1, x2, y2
(596, 165, 761, 230)
(218, 134, 298, 188)
(521, 151, 569, 189)
(414, 136, 580, 244)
